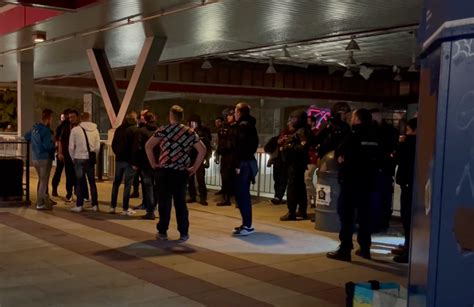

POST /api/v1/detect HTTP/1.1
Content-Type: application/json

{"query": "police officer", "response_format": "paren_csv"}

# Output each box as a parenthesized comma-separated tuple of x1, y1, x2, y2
(280, 109, 311, 221)
(215, 108, 237, 207)
(327, 108, 381, 262)
(187, 114, 212, 206)
(315, 102, 351, 159)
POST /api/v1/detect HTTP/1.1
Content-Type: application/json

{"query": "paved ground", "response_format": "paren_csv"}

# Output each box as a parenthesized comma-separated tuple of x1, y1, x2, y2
(0, 169, 407, 306)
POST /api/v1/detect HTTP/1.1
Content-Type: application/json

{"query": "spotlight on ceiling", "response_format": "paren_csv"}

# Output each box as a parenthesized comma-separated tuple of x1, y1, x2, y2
(32, 31, 47, 43)
(283, 45, 291, 58)
(359, 65, 374, 80)
(266, 58, 277, 74)
(201, 59, 213, 69)
(408, 54, 418, 72)
(344, 69, 353, 78)
(345, 51, 357, 66)
(345, 36, 360, 51)
(394, 68, 402, 81)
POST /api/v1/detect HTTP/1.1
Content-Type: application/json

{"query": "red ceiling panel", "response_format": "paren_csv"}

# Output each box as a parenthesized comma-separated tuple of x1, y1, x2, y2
(0, 6, 61, 36)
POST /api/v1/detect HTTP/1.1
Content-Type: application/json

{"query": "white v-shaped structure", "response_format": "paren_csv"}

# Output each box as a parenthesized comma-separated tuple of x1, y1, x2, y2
(87, 36, 166, 128)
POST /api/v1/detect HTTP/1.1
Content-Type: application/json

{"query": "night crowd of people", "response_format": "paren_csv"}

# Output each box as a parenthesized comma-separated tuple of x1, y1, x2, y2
(25, 101, 416, 263)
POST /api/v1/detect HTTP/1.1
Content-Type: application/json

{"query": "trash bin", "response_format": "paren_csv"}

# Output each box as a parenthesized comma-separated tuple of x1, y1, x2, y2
(314, 151, 341, 233)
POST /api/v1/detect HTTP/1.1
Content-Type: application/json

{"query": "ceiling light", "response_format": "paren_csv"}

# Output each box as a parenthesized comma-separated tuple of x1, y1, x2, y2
(345, 51, 357, 66)
(408, 54, 418, 72)
(344, 69, 353, 78)
(283, 45, 291, 58)
(359, 65, 374, 80)
(266, 58, 277, 74)
(32, 31, 46, 43)
(345, 36, 360, 51)
(201, 59, 212, 69)
(394, 69, 402, 81)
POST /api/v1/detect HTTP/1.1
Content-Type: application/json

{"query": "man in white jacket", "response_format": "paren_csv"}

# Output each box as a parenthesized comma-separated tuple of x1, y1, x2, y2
(69, 112, 101, 212)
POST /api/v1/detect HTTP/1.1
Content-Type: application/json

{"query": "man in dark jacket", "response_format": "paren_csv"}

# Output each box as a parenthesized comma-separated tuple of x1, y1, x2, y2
(56, 109, 77, 202)
(109, 112, 138, 215)
(51, 109, 70, 197)
(132, 112, 158, 220)
(232, 102, 259, 236)
(215, 108, 238, 206)
(315, 102, 351, 159)
(25, 109, 55, 210)
(187, 114, 212, 206)
(392, 118, 417, 263)
(280, 109, 311, 221)
(370, 108, 399, 232)
(327, 108, 381, 262)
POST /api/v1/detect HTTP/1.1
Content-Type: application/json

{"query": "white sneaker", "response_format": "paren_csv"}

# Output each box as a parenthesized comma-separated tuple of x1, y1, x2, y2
(109, 207, 116, 214)
(84, 198, 91, 203)
(70, 206, 83, 213)
(120, 209, 136, 216)
(92, 205, 99, 212)
(233, 226, 255, 236)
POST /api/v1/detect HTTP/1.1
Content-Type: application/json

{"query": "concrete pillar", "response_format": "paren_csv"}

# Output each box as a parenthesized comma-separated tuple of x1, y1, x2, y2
(17, 51, 35, 137)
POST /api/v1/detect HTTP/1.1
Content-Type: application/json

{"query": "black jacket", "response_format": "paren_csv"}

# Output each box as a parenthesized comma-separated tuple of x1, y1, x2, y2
(395, 135, 416, 187)
(112, 118, 137, 163)
(336, 124, 381, 185)
(190, 125, 212, 163)
(56, 119, 72, 158)
(233, 114, 259, 168)
(315, 117, 351, 158)
(132, 122, 158, 169)
(376, 121, 399, 175)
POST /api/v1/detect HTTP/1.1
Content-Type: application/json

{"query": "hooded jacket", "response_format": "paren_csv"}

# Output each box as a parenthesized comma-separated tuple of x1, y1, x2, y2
(69, 122, 100, 160)
(112, 118, 137, 162)
(24, 123, 55, 161)
(132, 122, 158, 169)
(233, 114, 259, 169)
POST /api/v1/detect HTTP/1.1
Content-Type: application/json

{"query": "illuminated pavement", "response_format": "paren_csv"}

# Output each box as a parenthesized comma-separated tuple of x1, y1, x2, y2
(0, 170, 407, 306)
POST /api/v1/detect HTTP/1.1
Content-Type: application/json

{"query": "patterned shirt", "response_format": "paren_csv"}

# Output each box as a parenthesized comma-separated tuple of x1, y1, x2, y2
(153, 123, 200, 170)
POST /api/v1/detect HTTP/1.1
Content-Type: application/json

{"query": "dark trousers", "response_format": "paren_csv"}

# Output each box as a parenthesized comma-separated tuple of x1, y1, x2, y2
(74, 159, 98, 207)
(273, 160, 288, 200)
(142, 168, 156, 214)
(286, 164, 307, 216)
(400, 185, 413, 248)
(220, 154, 236, 199)
(188, 163, 207, 201)
(235, 160, 257, 228)
(338, 182, 372, 252)
(64, 156, 76, 198)
(156, 169, 189, 235)
(111, 161, 136, 210)
(51, 158, 64, 191)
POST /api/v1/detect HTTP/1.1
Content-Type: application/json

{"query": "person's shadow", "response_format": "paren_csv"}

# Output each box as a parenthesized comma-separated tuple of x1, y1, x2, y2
(234, 232, 286, 246)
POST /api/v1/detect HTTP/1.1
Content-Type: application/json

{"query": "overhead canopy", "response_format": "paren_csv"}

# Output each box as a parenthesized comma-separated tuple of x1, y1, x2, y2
(0, 0, 422, 82)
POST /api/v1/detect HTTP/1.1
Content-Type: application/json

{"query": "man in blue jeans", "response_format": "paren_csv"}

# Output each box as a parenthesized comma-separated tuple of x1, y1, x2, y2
(232, 102, 259, 236)
(69, 112, 100, 213)
(110, 112, 138, 215)
(25, 109, 55, 210)
(145, 105, 206, 242)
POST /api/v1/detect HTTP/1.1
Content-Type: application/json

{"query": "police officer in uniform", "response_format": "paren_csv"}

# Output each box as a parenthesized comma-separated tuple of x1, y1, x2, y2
(215, 108, 238, 207)
(327, 108, 381, 262)
(315, 102, 351, 159)
(279, 109, 311, 221)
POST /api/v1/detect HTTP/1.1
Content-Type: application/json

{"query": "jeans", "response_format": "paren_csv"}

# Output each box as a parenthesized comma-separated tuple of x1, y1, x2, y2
(74, 159, 98, 207)
(188, 163, 207, 201)
(141, 168, 156, 214)
(51, 157, 64, 191)
(111, 161, 136, 210)
(235, 159, 258, 228)
(156, 169, 189, 235)
(338, 182, 372, 252)
(33, 159, 52, 207)
(273, 160, 288, 200)
(64, 155, 76, 198)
